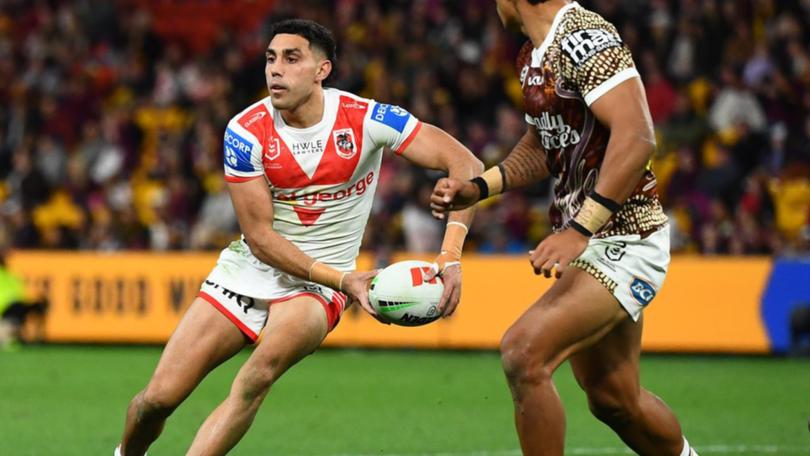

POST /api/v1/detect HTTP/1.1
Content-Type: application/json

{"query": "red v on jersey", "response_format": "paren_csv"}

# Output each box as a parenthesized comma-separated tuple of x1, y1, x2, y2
(292, 206, 326, 227)
(261, 96, 369, 226)
(261, 97, 366, 189)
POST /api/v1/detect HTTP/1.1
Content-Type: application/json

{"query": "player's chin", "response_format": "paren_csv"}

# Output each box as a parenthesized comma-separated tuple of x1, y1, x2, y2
(269, 93, 293, 110)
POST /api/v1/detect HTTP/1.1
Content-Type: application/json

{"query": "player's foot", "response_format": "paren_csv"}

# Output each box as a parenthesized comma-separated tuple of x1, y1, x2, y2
(114, 445, 146, 456)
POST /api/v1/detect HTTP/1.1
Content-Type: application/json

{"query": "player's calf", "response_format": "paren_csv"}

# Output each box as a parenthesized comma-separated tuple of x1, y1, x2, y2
(585, 385, 642, 428)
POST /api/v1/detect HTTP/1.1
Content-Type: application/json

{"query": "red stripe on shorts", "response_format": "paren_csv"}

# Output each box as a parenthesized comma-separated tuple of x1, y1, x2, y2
(271, 292, 345, 332)
(198, 291, 259, 342)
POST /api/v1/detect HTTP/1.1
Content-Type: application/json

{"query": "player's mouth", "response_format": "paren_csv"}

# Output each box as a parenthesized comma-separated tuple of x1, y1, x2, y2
(270, 83, 288, 95)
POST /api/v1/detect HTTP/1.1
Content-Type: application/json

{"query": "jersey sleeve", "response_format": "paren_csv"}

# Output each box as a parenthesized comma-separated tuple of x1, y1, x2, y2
(223, 118, 264, 182)
(561, 23, 640, 107)
(365, 101, 422, 155)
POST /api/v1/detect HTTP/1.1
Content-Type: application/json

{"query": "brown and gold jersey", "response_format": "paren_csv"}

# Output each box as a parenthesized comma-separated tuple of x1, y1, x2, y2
(517, 1, 667, 237)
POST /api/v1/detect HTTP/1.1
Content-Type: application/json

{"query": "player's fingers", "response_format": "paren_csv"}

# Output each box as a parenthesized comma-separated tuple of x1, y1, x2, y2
(424, 263, 439, 281)
(443, 287, 461, 318)
(437, 284, 452, 315)
(540, 258, 557, 279)
(530, 251, 547, 274)
(357, 293, 379, 318)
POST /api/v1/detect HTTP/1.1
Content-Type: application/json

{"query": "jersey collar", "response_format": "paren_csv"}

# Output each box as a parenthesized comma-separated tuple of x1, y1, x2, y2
(530, 1, 580, 68)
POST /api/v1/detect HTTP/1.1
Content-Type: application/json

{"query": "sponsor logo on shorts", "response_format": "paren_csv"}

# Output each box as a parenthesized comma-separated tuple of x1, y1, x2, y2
(204, 280, 255, 314)
(604, 242, 627, 262)
(371, 103, 411, 133)
(629, 277, 656, 306)
(561, 28, 623, 67)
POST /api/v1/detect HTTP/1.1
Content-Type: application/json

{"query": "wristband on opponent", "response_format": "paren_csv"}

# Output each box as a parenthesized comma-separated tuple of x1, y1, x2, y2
(571, 191, 621, 237)
(470, 165, 506, 201)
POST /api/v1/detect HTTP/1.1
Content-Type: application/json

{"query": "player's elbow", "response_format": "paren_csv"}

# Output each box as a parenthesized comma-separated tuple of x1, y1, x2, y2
(243, 227, 276, 255)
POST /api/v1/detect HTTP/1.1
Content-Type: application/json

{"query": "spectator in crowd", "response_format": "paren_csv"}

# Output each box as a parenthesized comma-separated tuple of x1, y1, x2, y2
(0, 0, 807, 256)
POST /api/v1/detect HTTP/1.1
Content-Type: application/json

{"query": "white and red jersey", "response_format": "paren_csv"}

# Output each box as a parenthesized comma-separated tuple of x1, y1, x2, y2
(222, 88, 422, 272)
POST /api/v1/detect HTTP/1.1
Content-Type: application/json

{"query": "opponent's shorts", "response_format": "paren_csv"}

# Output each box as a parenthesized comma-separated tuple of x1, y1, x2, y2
(198, 240, 348, 343)
(570, 224, 670, 321)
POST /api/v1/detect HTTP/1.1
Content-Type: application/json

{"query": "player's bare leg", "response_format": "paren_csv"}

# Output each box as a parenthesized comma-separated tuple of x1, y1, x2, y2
(499, 268, 633, 456)
(570, 315, 686, 456)
(120, 298, 248, 456)
(185, 295, 330, 456)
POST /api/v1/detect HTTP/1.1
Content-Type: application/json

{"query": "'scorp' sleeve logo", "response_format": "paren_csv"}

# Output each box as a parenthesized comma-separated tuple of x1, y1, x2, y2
(561, 28, 623, 67)
(223, 128, 257, 172)
(629, 277, 656, 306)
(371, 103, 412, 133)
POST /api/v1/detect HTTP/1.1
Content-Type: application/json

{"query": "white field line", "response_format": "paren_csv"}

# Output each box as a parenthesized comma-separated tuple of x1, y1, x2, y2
(320, 444, 810, 456)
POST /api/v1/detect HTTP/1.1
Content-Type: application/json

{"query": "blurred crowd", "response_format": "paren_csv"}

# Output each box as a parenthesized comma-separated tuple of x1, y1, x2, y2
(0, 0, 808, 256)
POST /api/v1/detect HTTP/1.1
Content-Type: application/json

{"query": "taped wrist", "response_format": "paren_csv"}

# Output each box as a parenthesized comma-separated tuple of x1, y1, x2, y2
(435, 221, 468, 272)
(309, 261, 348, 291)
(572, 192, 621, 237)
(470, 165, 506, 200)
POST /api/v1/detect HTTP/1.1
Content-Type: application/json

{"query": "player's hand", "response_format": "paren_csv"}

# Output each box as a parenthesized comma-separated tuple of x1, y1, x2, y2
(430, 178, 480, 219)
(342, 270, 384, 321)
(529, 228, 590, 279)
(425, 260, 461, 317)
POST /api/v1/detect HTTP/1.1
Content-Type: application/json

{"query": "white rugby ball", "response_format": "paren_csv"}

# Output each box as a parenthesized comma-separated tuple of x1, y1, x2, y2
(369, 260, 444, 326)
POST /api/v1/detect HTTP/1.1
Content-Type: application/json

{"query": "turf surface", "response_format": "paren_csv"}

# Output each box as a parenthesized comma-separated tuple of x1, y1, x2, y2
(0, 346, 808, 455)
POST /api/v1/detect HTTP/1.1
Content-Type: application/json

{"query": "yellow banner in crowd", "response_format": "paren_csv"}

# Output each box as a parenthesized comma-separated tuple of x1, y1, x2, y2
(7, 252, 771, 353)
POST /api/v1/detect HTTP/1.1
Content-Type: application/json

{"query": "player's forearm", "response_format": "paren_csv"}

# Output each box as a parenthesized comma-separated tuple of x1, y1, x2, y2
(499, 128, 550, 191)
(593, 128, 655, 204)
(244, 228, 346, 291)
(566, 128, 654, 238)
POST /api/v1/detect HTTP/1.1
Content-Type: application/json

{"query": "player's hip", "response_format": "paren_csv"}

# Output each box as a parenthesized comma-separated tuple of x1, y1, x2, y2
(570, 224, 670, 321)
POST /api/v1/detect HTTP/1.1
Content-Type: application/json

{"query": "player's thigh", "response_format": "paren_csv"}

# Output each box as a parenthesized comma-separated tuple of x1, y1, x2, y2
(147, 298, 248, 402)
(501, 268, 629, 373)
(235, 295, 329, 391)
(569, 314, 643, 404)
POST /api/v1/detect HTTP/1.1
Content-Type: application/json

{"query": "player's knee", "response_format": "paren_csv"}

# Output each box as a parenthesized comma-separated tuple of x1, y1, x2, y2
(586, 387, 641, 427)
(139, 384, 183, 417)
(500, 326, 552, 388)
(235, 358, 283, 405)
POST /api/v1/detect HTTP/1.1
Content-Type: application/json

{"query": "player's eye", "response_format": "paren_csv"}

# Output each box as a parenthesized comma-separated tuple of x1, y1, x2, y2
(287, 57, 298, 63)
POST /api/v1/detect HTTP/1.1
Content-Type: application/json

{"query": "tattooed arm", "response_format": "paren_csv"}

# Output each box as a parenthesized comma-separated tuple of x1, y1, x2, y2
(430, 127, 548, 216)
(499, 126, 549, 191)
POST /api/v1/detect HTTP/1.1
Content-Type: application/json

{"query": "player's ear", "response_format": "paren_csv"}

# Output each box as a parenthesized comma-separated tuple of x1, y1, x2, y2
(315, 59, 332, 83)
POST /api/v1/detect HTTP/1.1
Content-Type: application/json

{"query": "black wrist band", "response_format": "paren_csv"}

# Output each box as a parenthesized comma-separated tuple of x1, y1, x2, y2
(470, 176, 489, 200)
(570, 220, 594, 237)
(497, 163, 508, 191)
(590, 191, 621, 213)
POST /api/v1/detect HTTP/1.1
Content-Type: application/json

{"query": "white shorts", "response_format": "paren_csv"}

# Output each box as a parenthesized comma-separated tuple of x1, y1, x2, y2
(199, 240, 348, 342)
(570, 224, 670, 321)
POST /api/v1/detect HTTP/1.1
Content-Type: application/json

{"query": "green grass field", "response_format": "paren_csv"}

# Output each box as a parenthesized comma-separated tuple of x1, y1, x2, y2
(0, 346, 808, 455)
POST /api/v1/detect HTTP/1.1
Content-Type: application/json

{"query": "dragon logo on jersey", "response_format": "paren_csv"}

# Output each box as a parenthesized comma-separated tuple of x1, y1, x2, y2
(333, 128, 357, 159)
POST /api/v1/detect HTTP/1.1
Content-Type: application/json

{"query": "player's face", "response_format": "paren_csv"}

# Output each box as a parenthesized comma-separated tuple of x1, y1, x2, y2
(495, 0, 523, 31)
(265, 34, 330, 111)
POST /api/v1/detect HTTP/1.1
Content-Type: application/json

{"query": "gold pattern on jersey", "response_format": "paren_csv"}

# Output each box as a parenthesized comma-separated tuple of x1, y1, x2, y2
(518, 4, 667, 238)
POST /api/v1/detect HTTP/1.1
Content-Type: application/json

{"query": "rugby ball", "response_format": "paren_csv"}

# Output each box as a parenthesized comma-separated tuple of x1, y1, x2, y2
(369, 260, 444, 326)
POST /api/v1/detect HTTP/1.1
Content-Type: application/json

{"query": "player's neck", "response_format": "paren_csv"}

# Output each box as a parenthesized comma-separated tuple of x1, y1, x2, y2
(518, 0, 570, 48)
(280, 88, 325, 129)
